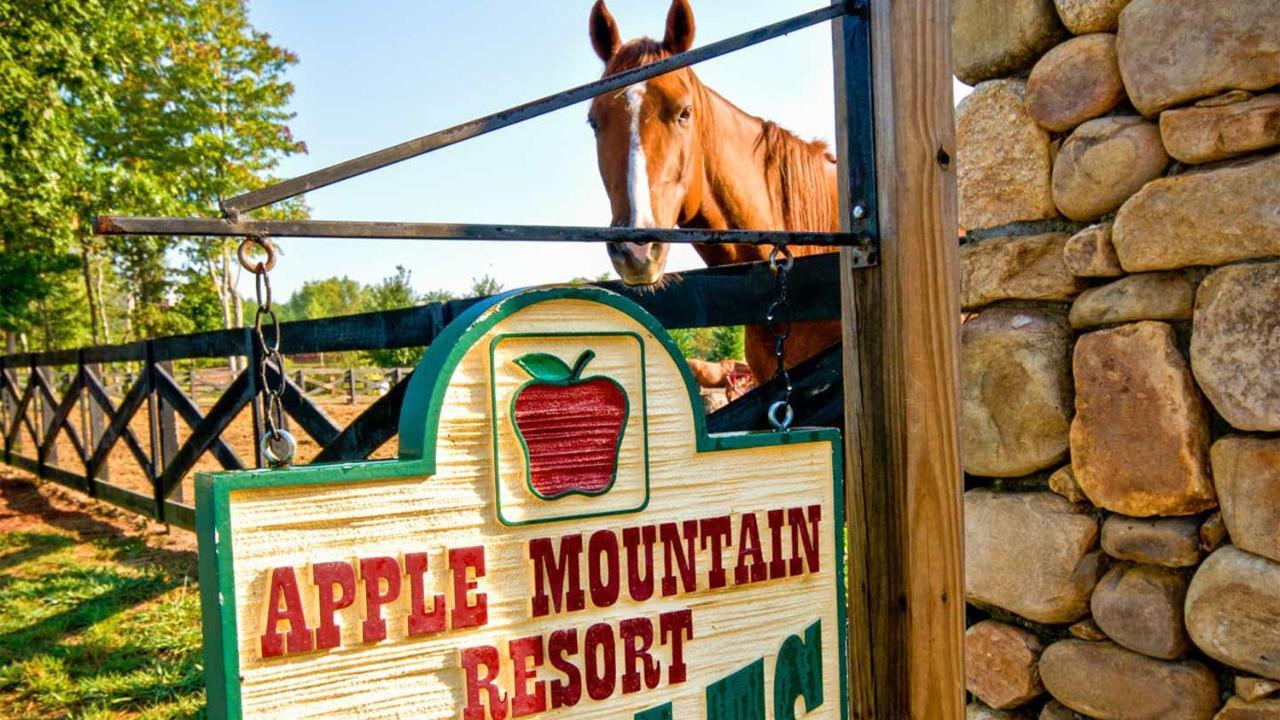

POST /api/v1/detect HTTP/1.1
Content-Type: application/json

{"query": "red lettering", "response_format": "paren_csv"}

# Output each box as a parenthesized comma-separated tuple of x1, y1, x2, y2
(699, 516, 733, 589)
(529, 535, 584, 617)
(451, 546, 489, 629)
(659, 521, 698, 596)
(767, 509, 787, 579)
(789, 505, 823, 575)
(620, 617, 661, 693)
(548, 629, 582, 709)
(509, 636, 546, 717)
(461, 645, 508, 720)
(623, 525, 656, 602)
(735, 513, 767, 585)
(584, 622, 616, 701)
(405, 552, 446, 636)
(312, 561, 356, 649)
(261, 566, 313, 657)
(660, 609, 694, 685)
(360, 557, 402, 642)
(587, 530, 620, 608)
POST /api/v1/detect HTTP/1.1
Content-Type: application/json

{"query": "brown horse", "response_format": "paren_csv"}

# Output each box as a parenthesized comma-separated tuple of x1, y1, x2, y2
(588, 0, 841, 383)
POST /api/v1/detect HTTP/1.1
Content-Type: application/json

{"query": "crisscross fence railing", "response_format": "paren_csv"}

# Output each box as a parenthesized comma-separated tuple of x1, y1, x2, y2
(1, 254, 845, 530)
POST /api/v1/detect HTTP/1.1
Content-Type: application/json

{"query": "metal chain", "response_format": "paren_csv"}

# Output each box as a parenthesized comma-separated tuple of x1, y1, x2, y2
(767, 245, 795, 431)
(238, 236, 296, 468)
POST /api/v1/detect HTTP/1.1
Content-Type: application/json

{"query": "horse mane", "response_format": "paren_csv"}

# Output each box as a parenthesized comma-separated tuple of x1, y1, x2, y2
(755, 122, 837, 232)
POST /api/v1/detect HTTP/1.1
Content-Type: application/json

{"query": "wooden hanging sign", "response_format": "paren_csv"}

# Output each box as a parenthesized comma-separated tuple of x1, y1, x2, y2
(196, 287, 847, 719)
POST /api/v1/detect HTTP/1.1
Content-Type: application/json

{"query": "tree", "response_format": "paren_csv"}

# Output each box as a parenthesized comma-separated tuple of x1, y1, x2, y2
(469, 275, 504, 298)
(710, 326, 745, 361)
(0, 0, 307, 350)
(278, 277, 367, 322)
(363, 266, 431, 368)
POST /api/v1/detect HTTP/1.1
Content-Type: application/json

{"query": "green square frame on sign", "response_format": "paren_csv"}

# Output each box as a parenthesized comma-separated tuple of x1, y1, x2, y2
(197, 286, 848, 719)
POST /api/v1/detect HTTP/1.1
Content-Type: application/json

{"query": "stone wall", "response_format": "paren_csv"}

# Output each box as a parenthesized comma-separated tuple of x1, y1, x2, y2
(953, 0, 1280, 718)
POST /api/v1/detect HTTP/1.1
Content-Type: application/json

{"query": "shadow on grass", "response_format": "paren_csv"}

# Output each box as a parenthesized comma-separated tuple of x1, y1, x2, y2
(0, 532, 75, 574)
(0, 480, 205, 717)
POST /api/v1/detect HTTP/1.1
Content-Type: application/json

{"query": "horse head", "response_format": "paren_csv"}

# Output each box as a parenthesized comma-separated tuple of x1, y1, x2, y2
(588, 0, 702, 286)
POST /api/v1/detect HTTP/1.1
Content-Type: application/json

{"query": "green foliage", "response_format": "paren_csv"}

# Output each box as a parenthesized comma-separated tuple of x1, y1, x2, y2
(0, 0, 306, 349)
(670, 326, 746, 361)
(711, 325, 746, 361)
(468, 275, 504, 298)
(278, 276, 366, 322)
(363, 266, 434, 368)
(0, 529, 204, 718)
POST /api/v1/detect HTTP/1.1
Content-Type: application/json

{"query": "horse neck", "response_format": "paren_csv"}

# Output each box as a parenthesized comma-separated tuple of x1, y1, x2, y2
(685, 79, 838, 266)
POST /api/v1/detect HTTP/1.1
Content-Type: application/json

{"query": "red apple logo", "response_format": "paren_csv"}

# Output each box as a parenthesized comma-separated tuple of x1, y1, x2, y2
(512, 350, 628, 500)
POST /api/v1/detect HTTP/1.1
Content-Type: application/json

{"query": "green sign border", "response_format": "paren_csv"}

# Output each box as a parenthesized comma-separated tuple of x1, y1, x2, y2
(196, 286, 848, 719)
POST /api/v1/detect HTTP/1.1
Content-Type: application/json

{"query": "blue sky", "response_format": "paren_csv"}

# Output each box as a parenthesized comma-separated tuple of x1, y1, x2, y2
(246, 1, 966, 298)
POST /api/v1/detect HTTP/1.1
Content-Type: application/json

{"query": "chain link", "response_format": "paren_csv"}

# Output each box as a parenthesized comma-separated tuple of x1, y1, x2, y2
(238, 235, 295, 468)
(767, 245, 795, 432)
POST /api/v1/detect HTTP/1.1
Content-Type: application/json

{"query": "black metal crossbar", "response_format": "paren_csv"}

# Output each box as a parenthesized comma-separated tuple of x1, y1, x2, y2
(94, 217, 874, 258)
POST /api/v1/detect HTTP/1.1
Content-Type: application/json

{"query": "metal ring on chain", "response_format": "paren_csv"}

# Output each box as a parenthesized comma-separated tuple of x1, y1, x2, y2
(768, 400, 795, 431)
(237, 236, 277, 274)
(261, 429, 296, 468)
(768, 244, 795, 272)
(254, 306, 281, 352)
(254, 266, 273, 312)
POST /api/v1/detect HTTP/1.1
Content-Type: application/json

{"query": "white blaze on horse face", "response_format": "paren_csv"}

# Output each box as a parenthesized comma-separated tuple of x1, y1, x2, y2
(625, 83, 656, 229)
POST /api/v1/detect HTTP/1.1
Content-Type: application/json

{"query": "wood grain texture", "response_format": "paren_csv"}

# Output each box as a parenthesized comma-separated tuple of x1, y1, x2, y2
(836, 0, 965, 718)
(216, 295, 846, 719)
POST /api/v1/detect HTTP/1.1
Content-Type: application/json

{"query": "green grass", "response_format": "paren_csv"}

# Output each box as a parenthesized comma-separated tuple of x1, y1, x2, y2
(0, 531, 205, 719)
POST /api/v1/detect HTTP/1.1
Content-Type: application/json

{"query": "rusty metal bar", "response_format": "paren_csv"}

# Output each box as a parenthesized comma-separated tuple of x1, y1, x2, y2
(93, 216, 872, 251)
(217, 2, 852, 216)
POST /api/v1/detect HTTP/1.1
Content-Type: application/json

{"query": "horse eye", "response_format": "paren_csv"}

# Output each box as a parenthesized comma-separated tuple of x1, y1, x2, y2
(587, 117, 599, 132)
(677, 105, 693, 126)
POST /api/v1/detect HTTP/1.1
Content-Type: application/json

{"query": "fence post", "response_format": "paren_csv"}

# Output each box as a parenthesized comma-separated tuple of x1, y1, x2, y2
(835, 0, 964, 717)
(144, 341, 166, 521)
(347, 368, 356, 405)
(158, 359, 181, 501)
(189, 363, 197, 400)
(36, 361, 57, 473)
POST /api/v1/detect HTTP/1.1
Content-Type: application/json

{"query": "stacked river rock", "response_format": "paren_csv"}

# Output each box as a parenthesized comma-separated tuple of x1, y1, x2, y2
(954, 0, 1280, 718)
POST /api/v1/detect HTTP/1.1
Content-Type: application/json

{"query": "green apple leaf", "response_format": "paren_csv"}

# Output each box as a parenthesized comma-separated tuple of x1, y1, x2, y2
(514, 353, 574, 383)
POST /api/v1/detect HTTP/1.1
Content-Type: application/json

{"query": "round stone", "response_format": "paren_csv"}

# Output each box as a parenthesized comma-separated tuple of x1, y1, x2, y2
(962, 309, 1073, 477)
(1186, 546, 1280, 681)
(1026, 34, 1126, 132)
(1191, 262, 1280, 431)
(1052, 116, 1169, 221)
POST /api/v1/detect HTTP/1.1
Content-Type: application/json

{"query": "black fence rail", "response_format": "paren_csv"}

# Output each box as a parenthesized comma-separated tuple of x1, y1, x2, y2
(0, 254, 843, 530)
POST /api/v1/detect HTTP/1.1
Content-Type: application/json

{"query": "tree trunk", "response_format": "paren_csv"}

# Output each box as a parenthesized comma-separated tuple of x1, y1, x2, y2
(79, 237, 101, 345)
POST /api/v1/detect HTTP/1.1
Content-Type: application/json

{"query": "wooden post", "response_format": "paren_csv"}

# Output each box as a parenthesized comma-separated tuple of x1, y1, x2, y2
(835, 0, 964, 718)
(37, 365, 58, 470)
(347, 368, 357, 405)
(87, 362, 109, 481)
(159, 360, 181, 501)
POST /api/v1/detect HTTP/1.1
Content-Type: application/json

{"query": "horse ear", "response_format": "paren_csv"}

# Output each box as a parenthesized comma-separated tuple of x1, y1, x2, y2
(590, 0, 621, 63)
(663, 0, 695, 54)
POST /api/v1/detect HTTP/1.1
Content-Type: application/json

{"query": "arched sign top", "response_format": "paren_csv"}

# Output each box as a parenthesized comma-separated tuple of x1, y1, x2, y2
(196, 287, 848, 719)
(396, 287, 716, 468)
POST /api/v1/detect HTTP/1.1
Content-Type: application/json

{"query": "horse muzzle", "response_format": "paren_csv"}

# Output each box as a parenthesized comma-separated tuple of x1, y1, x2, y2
(606, 241, 667, 286)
